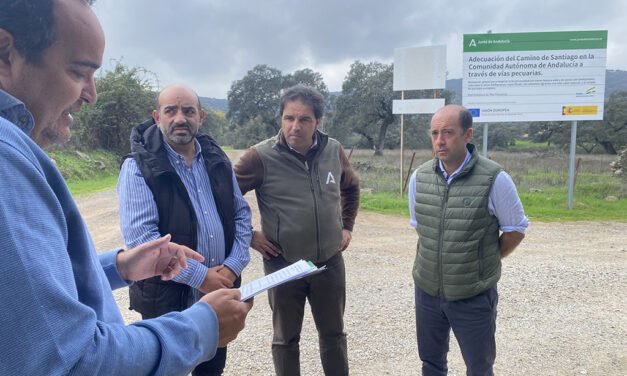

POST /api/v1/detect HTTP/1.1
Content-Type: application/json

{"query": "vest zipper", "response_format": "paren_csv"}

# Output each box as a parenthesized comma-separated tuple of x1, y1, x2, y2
(438, 185, 449, 298)
(309, 164, 321, 261)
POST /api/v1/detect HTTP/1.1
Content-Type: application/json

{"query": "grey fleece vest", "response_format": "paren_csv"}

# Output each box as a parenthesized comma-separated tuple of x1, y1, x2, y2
(413, 146, 502, 301)
(254, 132, 343, 263)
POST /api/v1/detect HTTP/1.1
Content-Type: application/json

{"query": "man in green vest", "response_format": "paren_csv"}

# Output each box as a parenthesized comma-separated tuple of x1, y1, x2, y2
(235, 84, 360, 376)
(408, 104, 528, 375)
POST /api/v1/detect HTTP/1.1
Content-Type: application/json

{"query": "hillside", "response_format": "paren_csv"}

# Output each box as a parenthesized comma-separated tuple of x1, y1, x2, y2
(199, 69, 627, 111)
(605, 70, 627, 97)
(199, 96, 228, 112)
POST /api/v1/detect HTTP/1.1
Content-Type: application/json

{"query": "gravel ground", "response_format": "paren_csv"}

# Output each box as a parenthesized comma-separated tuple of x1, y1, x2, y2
(78, 190, 627, 375)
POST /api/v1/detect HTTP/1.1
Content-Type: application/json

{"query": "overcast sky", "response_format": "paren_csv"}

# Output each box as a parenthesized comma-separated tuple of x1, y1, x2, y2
(92, 0, 627, 98)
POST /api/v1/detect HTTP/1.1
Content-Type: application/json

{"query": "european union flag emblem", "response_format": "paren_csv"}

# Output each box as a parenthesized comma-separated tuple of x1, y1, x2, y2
(469, 108, 480, 117)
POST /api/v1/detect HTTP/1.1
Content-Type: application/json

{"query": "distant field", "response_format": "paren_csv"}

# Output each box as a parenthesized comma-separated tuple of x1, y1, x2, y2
(350, 148, 626, 222)
(56, 147, 626, 221)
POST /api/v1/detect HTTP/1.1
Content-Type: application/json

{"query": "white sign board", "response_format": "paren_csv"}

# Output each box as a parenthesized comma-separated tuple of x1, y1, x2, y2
(462, 30, 608, 122)
(392, 99, 445, 114)
(394, 45, 446, 91)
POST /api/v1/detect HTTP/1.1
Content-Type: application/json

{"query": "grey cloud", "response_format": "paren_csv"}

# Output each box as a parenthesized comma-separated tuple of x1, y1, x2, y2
(92, 0, 627, 97)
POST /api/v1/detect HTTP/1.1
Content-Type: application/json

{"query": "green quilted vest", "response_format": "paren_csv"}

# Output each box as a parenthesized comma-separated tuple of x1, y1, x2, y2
(254, 131, 343, 263)
(412, 145, 503, 301)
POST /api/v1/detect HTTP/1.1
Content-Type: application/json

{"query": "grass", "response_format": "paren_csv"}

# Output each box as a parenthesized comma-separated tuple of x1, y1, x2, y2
(47, 149, 121, 196)
(520, 187, 627, 221)
(52, 146, 626, 222)
(66, 175, 119, 196)
(351, 148, 626, 222)
(507, 139, 553, 151)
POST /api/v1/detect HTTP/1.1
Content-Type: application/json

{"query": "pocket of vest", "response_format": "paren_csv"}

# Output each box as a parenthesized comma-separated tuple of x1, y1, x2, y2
(129, 278, 191, 317)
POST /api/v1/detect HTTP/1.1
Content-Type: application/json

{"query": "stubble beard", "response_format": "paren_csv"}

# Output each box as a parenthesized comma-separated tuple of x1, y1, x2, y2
(165, 123, 196, 145)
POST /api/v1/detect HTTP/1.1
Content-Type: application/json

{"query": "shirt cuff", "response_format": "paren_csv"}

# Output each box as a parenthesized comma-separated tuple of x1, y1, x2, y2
(183, 302, 220, 361)
(99, 249, 132, 290)
(223, 257, 246, 277)
(172, 259, 208, 290)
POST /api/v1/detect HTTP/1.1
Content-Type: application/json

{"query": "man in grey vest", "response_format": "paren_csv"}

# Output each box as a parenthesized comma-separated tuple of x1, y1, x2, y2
(234, 84, 360, 376)
(408, 104, 528, 375)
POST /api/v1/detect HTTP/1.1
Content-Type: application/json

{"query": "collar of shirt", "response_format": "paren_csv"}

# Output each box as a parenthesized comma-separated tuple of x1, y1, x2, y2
(0, 89, 35, 135)
(438, 149, 472, 185)
(281, 130, 319, 156)
(162, 137, 203, 164)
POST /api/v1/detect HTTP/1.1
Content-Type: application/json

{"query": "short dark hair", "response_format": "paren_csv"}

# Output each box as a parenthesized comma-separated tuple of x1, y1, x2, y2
(279, 84, 325, 120)
(0, 0, 95, 64)
(459, 107, 473, 131)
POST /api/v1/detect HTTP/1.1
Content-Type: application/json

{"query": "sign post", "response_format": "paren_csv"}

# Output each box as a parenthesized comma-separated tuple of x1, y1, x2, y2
(393, 45, 446, 195)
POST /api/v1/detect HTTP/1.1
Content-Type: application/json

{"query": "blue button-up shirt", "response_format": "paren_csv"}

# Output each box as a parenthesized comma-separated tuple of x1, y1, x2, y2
(118, 139, 252, 292)
(0, 89, 34, 134)
(408, 150, 529, 233)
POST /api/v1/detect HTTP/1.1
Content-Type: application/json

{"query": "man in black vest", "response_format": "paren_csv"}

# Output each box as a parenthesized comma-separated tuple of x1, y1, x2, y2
(118, 84, 252, 376)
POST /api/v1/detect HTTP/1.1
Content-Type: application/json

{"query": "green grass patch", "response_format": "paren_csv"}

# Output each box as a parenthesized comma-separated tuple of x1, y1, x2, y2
(66, 174, 119, 196)
(47, 149, 120, 196)
(359, 190, 626, 222)
(359, 192, 410, 217)
(508, 139, 553, 151)
(520, 187, 626, 222)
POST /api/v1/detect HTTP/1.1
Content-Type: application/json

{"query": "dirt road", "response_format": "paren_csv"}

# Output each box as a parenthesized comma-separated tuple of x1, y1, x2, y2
(76, 189, 627, 375)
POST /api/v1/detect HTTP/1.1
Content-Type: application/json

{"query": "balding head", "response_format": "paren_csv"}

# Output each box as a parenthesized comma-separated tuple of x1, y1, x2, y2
(156, 84, 201, 110)
(432, 104, 473, 132)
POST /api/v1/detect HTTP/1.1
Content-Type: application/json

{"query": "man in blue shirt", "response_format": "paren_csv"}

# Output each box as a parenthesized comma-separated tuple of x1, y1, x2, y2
(408, 104, 528, 375)
(118, 84, 252, 376)
(0, 1, 251, 375)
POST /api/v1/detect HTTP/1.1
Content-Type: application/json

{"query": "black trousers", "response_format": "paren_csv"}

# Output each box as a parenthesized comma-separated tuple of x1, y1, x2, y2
(139, 306, 227, 376)
(130, 277, 239, 376)
(415, 286, 498, 376)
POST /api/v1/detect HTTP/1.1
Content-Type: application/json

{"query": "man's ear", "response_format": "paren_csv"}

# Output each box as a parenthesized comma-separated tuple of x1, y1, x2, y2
(152, 109, 160, 125)
(0, 28, 16, 79)
(465, 127, 474, 143)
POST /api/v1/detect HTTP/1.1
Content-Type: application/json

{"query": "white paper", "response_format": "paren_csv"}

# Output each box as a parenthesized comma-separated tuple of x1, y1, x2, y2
(239, 260, 325, 301)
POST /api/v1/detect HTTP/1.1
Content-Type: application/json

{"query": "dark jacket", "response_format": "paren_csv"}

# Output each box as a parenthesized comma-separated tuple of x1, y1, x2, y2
(126, 118, 236, 316)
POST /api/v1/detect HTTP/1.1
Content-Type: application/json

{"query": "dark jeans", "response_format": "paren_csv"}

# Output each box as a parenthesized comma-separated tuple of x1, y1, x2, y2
(415, 286, 498, 376)
(139, 309, 227, 376)
(190, 347, 227, 376)
(264, 253, 348, 376)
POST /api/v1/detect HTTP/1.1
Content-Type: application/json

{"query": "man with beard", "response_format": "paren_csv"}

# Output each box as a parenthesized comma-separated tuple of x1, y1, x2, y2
(117, 84, 252, 376)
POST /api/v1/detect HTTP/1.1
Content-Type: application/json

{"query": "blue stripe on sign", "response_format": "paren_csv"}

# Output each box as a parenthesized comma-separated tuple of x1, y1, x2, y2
(469, 108, 480, 117)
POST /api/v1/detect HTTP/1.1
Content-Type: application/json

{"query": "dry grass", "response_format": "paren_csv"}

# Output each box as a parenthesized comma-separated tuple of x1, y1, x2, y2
(349, 148, 619, 196)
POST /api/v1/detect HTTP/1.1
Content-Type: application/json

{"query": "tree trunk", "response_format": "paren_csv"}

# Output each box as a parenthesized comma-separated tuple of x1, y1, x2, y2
(599, 140, 617, 155)
(373, 122, 390, 156)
